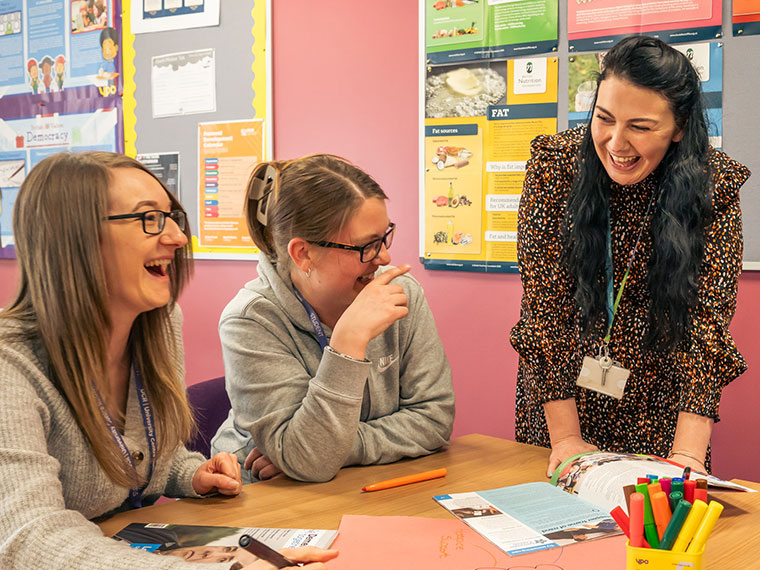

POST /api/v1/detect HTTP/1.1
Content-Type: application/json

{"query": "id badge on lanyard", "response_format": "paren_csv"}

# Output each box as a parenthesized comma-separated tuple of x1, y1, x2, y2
(576, 192, 655, 399)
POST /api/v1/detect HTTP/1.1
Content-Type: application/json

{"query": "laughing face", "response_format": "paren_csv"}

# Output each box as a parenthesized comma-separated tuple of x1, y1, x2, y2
(591, 74, 683, 186)
(306, 197, 392, 323)
(102, 168, 187, 325)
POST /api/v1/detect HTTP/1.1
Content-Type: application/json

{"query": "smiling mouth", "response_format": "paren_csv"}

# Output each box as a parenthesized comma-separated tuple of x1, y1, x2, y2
(609, 152, 640, 169)
(145, 259, 171, 277)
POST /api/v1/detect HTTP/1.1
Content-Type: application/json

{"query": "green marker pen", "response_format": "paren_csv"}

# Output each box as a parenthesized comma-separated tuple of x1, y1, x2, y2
(669, 490, 684, 512)
(659, 499, 692, 550)
(635, 482, 659, 548)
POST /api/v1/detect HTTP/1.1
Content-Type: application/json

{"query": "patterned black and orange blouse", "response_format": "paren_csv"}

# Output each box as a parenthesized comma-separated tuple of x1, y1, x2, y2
(510, 126, 749, 466)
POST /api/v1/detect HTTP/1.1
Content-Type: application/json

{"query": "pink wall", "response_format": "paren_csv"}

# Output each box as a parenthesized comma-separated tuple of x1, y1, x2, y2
(0, 0, 757, 481)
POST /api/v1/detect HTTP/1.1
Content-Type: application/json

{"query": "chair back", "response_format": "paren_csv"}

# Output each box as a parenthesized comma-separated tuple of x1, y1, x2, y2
(186, 376, 231, 458)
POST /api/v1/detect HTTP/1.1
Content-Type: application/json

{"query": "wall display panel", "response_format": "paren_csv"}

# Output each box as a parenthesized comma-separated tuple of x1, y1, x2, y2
(421, 55, 558, 273)
(568, 0, 723, 52)
(733, 0, 760, 36)
(0, 0, 123, 258)
(128, 0, 271, 260)
(425, 0, 559, 64)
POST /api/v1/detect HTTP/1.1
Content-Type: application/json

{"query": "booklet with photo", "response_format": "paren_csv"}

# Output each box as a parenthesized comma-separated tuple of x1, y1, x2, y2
(550, 451, 757, 513)
(434, 481, 622, 556)
(113, 523, 338, 566)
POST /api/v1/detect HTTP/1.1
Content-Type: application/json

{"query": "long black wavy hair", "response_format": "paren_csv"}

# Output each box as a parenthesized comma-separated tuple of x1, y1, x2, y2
(563, 35, 712, 350)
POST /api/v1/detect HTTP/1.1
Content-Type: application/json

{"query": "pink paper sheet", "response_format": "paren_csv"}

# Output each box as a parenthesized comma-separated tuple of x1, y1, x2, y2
(330, 515, 626, 569)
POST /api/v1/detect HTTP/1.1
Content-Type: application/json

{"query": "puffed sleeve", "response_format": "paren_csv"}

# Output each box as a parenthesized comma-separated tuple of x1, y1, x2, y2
(509, 132, 582, 403)
(675, 150, 750, 419)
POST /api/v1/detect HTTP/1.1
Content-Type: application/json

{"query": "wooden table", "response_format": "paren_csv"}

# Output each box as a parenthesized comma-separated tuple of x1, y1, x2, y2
(99, 434, 760, 568)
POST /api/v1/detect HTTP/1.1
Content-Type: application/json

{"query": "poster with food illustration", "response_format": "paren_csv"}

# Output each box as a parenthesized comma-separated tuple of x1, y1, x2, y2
(425, 0, 558, 64)
(424, 118, 483, 256)
(421, 57, 558, 273)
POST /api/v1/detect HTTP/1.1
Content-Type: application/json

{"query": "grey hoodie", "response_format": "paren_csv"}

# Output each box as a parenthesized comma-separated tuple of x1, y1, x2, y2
(211, 256, 455, 482)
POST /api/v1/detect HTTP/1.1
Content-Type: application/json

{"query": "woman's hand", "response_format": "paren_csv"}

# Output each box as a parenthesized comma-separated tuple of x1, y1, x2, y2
(240, 547, 339, 569)
(547, 435, 599, 477)
(191, 452, 242, 495)
(330, 265, 410, 360)
(244, 447, 283, 480)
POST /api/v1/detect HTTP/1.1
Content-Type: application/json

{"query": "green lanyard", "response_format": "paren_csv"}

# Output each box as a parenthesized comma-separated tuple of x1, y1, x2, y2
(603, 190, 657, 345)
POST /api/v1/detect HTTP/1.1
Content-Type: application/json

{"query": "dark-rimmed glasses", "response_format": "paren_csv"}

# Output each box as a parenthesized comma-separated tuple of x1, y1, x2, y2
(106, 209, 187, 235)
(309, 222, 395, 263)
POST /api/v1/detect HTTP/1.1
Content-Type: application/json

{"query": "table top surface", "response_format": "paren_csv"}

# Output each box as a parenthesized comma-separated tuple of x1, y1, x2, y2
(99, 434, 760, 568)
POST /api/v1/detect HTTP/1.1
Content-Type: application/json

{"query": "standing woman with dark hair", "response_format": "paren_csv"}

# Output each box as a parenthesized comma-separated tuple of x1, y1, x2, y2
(212, 154, 455, 483)
(0, 152, 336, 569)
(511, 35, 749, 477)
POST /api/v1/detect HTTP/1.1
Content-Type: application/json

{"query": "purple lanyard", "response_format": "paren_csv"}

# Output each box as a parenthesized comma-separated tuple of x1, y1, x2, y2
(95, 363, 157, 509)
(292, 286, 329, 352)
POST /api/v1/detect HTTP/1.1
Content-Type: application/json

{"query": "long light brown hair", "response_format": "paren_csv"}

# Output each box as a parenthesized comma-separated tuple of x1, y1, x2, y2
(1, 151, 195, 488)
(245, 154, 388, 268)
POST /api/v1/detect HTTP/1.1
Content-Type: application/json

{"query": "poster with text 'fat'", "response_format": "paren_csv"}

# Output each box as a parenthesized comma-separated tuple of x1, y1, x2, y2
(196, 119, 264, 259)
(568, 0, 722, 52)
(422, 57, 557, 273)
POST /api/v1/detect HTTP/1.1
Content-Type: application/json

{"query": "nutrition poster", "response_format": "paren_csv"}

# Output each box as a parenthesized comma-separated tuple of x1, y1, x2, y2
(196, 119, 264, 256)
(568, 0, 722, 52)
(425, 0, 558, 64)
(567, 42, 723, 147)
(733, 0, 760, 36)
(422, 57, 558, 273)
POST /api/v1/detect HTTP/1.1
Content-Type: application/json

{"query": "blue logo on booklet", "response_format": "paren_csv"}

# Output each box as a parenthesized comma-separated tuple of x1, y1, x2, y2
(128, 543, 161, 552)
(434, 494, 452, 500)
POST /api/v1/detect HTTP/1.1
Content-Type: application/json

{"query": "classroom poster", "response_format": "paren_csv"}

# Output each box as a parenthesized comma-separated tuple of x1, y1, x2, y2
(151, 49, 216, 118)
(425, 0, 558, 64)
(130, 0, 220, 34)
(567, 42, 723, 148)
(0, 0, 123, 258)
(195, 119, 263, 258)
(422, 57, 558, 273)
(733, 0, 760, 36)
(0, 107, 120, 251)
(567, 0, 722, 52)
(136, 151, 180, 198)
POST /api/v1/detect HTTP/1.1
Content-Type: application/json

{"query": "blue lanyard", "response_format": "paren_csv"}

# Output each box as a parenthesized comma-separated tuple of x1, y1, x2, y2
(604, 191, 657, 344)
(292, 286, 328, 351)
(95, 363, 157, 508)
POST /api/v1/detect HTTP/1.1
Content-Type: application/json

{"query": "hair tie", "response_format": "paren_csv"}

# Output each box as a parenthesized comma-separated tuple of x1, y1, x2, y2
(247, 164, 278, 226)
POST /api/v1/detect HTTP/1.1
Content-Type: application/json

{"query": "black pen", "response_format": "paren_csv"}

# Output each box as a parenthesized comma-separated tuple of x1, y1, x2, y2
(238, 534, 301, 568)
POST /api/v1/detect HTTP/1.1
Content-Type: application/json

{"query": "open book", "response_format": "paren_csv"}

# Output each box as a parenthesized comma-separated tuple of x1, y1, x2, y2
(113, 523, 337, 566)
(550, 451, 756, 513)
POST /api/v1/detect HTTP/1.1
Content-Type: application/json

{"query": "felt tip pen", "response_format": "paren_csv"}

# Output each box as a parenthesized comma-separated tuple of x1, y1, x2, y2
(629, 492, 648, 548)
(659, 478, 672, 497)
(658, 499, 691, 550)
(610, 506, 630, 538)
(671, 499, 708, 553)
(635, 482, 659, 548)
(686, 500, 724, 554)
(623, 484, 636, 513)
(239, 534, 300, 568)
(669, 490, 683, 512)
(684, 479, 696, 504)
(694, 487, 708, 504)
(650, 491, 672, 540)
(361, 467, 447, 492)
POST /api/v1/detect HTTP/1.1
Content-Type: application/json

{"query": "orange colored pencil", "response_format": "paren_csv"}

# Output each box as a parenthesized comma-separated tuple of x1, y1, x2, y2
(361, 468, 447, 492)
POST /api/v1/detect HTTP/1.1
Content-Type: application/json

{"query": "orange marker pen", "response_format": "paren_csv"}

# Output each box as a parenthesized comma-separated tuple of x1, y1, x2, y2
(361, 467, 447, 492)
(650, 490, 672, 540)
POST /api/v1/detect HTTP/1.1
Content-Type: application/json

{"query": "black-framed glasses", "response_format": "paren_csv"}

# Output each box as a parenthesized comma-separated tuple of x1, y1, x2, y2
(106, 209, 187, 235)
(309, 222, 395, 263)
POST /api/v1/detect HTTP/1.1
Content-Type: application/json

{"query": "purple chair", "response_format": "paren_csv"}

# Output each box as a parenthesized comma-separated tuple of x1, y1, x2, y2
(186, 376, 231, 458)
